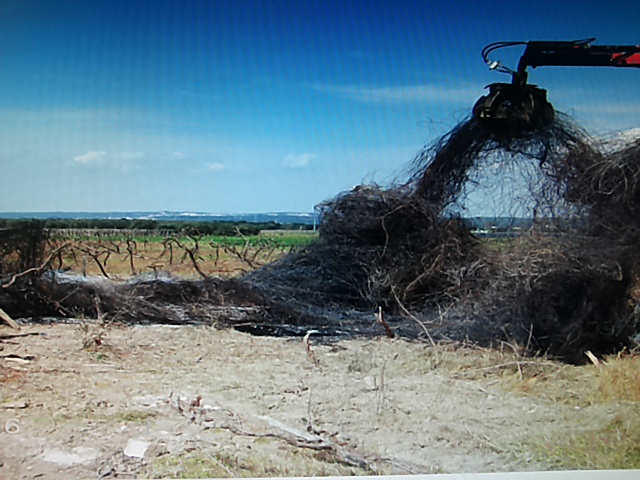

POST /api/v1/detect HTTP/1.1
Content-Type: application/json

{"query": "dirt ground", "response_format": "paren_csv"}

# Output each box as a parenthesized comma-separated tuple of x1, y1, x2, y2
(2, 321, 637, 479)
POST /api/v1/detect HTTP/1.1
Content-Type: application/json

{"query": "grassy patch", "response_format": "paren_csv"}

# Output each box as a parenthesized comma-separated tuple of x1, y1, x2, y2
(493, 352, 640, 407)
(147, 454, 232, 478)
(523, 414, 640, 470)
(211, 233, 317, 247)
(117, 410, 158, 423)
(145, 447, 369, 478)
(593, 353, 640, 404)
(402, 342, 639, 408)
(407, 344, 640, 469)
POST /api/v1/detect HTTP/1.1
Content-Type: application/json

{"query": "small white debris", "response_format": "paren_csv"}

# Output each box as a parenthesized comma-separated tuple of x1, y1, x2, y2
(123, 439, 150, 458)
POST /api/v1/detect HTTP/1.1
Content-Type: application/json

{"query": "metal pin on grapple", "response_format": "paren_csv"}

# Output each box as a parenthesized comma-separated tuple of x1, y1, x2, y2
(473, 38, 640, 133)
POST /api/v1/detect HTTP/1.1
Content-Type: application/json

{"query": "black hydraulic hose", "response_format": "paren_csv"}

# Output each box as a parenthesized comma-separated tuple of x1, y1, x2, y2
(480, 41, 528, 77)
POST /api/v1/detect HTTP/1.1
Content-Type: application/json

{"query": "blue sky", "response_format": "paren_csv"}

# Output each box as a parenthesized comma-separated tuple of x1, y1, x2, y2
(1, 0, 639, 213)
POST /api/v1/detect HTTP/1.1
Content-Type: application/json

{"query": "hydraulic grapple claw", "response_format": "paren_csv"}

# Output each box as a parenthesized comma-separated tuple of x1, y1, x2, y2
(472, 83, 555, 132)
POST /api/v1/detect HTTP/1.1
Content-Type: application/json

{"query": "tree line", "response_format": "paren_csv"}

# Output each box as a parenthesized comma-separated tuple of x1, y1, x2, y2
(0, 218, 314, 236)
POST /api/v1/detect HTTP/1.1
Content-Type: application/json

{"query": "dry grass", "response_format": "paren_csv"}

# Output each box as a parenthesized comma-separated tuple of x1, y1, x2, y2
(492, 351, 640, 407)
(143, 445, 369, 478)
(524, 414, 640, 470)
(415, 343, 640, 470)
(416, 343, 640, 406)
(593, 352, 640, 404)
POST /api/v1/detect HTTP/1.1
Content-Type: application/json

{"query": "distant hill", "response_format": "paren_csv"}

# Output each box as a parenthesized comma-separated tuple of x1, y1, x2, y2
(0, 211, 319, 225)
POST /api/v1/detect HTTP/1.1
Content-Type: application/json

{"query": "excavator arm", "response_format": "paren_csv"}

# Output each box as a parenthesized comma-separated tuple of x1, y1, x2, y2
(473, 38, 640, 132)
(515, 39, 640, 84)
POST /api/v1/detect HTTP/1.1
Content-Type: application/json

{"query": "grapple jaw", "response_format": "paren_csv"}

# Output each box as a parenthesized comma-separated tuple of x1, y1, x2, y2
(472, 83, 555, 133)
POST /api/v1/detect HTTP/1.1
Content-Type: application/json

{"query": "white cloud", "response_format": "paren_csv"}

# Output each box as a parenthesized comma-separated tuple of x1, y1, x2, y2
(283, 153, 317, 169)
(173, 152, 185, 158)
(73, 150, 107, 163)
(206, 163, 226, 172)
(311, 83, 479, 105)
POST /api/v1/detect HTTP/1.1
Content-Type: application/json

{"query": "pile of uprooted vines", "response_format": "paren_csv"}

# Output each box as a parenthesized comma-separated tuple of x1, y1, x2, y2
(245, 115, 640, 362)
(1, 114, 639, 362)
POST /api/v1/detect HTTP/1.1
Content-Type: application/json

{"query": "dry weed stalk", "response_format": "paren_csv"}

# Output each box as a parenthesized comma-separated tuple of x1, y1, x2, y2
(303, 330, 320, 366)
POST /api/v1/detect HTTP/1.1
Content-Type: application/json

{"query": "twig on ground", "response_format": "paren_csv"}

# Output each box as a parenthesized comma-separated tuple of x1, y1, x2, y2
(303, 330, 320, 366)
(170, 394, 379, 472)
(585, 350, 601, 366)
(464, 424, 504, 453)
(207, 452, 236, 477)
(376, 306, 395, 338)
(0, 306, 19, 329)
(392, 291, 436, 347)
(503, 341, 524, 380)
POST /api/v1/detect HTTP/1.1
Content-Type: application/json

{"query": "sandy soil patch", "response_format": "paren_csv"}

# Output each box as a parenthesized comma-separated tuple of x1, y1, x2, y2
(0, 323, 634, 478)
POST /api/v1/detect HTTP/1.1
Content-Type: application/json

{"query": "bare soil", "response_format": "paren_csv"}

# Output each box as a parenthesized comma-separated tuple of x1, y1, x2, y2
(2, 322, 634, 478)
